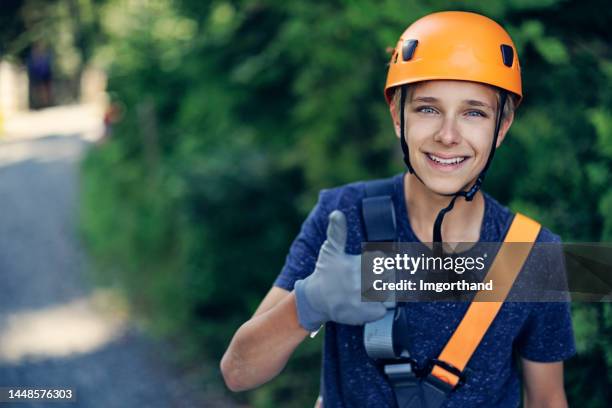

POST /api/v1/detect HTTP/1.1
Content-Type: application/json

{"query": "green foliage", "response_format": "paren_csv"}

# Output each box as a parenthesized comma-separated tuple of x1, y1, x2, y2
(77, 0, 612, 406)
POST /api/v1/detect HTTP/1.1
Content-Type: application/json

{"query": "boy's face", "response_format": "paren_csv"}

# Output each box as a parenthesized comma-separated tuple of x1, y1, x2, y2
(392, 80, 513, 196)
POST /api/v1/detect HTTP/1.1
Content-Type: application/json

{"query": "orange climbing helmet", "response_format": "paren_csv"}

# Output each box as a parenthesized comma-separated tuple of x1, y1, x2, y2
(384, 11, 522, 105)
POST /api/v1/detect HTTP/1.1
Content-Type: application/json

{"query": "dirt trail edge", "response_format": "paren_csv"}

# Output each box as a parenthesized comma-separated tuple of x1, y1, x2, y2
(0, 105, 239, 408)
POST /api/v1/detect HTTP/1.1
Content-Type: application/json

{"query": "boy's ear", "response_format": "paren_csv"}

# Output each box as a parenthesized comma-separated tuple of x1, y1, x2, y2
(389, 104, 401, 139)
(495, 111, 514, 148)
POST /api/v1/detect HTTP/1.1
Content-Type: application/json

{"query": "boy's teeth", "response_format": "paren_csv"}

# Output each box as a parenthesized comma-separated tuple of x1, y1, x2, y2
(428, 154, 466, 165)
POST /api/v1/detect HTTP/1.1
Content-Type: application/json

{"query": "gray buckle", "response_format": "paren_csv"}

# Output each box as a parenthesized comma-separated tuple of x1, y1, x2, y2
(364, 309, 396, 359)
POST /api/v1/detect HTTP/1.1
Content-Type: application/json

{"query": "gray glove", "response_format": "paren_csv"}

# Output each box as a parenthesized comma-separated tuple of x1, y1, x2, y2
(294, 210, 388, 331)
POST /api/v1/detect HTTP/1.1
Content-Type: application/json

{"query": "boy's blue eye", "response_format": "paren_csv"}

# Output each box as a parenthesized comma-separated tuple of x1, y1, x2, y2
(418, 107, 437, 114)
(467, 110, 486, 117)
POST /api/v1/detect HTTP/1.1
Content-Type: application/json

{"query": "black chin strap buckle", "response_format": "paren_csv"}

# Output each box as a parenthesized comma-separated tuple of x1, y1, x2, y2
(459, 176, 483, 202)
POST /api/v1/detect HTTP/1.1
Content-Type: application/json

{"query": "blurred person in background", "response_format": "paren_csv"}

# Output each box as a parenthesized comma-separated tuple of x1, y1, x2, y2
(27, 41, 53, 109)
(101, 95, 124, 143)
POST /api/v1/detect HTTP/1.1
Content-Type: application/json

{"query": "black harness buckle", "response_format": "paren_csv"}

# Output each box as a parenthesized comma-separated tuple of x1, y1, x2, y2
(383, 358, 466, 408)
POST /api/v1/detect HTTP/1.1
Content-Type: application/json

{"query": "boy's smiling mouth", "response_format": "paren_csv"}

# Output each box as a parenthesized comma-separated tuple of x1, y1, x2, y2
(425, 152, 470, 170)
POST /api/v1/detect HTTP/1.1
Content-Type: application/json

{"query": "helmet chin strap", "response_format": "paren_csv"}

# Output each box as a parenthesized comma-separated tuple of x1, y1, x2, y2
(399, 85, 508, 249)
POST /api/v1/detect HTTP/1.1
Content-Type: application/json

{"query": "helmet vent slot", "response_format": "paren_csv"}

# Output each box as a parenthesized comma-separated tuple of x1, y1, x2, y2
(501, 44, 514, 67)
(402, 39, 418, 61)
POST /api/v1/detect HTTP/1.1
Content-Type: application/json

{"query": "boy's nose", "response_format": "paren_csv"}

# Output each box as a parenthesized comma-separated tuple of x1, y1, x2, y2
(433, 117, 462, 145)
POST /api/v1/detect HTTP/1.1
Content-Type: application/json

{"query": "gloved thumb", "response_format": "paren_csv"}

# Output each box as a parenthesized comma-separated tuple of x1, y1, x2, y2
(326, 210, 348, 252)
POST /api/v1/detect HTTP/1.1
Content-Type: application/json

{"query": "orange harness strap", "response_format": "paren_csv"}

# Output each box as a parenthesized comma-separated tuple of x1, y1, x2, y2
(430, 213, 541, 387)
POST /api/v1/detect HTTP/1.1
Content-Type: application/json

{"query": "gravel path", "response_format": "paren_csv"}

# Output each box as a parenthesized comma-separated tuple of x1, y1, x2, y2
(0, 106, 239, 407)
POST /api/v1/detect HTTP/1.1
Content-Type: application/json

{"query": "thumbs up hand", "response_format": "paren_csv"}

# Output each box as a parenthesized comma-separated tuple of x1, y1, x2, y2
(294, 210, 387, 331)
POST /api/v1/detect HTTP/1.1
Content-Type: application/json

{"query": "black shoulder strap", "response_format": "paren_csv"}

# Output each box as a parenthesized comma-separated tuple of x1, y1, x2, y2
(319, 177, 399, 407)
(361, 177, 397, 242)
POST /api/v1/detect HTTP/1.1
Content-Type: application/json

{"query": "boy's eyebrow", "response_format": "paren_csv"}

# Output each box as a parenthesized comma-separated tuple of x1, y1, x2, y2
(465, 99, 494, 110)
(412, 96, 438, 103)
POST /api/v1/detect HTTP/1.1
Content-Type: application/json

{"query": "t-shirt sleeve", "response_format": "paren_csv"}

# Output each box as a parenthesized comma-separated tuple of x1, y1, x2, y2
(516, 301, 576, 362)
(516, 229, 576, 362)
(273, 190, 333, 291)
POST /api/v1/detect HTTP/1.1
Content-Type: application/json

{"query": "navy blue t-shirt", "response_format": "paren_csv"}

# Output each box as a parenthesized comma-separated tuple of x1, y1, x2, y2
(274, 172, 575, 408)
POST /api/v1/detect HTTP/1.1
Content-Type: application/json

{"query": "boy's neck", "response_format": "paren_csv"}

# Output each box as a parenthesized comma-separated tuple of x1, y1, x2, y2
(403, 173, 485, 243)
